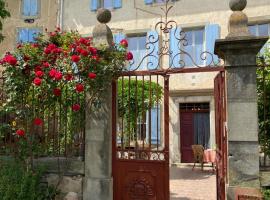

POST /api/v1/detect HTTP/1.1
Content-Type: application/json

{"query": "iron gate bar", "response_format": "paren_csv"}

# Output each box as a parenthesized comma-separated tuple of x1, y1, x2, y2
(120, 67, 224, 76)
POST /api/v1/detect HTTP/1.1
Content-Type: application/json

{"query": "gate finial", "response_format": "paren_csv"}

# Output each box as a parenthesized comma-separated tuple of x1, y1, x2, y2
(92, 8, 113, 48)
(227, 0, 251, 38)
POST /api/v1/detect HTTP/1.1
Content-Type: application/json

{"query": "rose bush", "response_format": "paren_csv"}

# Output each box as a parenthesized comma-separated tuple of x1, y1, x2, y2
(0, 28, 132, 161)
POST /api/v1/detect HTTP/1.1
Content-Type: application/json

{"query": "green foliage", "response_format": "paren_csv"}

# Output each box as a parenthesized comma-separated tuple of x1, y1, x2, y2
(0, 0, 10, 42)
(0, 160, 58, 200)
(262, 188, 270, 200)
(257, 42, 270, 156)
(117, 78, 163, 140)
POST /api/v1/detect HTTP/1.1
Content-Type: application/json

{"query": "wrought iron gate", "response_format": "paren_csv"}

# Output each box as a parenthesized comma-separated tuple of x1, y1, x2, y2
(214, 71, 227, 200)
(112, 72, 170, 200)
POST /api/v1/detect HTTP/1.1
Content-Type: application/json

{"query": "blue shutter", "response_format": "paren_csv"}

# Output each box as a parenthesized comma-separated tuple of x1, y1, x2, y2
(205, 24, 220, 65)
(28, 29, 40, 43)
(91, 0, 98, 11)
(169, 27, 181, 68)
(145, 0, 153, 4)
(114, 0, 122, 8)
(147, 30, 159, 70)
(23, 0, 31, 16)
(30, 0, 38, 16)
(146, 106, 161, 144)
(18, 29, 29, 43)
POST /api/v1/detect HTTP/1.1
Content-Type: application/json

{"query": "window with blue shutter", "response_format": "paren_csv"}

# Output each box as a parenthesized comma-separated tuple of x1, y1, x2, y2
(91, 0, 122, 11)
(127, 35, 147, 70)
(22, 0, 39, 17)
(170, 25, 220, 67)
(146, 106, 161, 145)
(17, 28, 41, 43)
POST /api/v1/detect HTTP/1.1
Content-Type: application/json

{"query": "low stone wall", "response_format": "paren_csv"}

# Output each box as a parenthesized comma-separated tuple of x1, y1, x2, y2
(34, 157, 84, 200)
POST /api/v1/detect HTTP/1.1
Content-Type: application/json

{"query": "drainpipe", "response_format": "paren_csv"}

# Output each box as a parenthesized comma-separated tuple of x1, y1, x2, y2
(57, 0, 64, 30)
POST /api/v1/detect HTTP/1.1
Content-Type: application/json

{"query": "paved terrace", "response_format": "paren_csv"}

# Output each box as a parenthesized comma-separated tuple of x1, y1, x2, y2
(170, 165, 216, 200)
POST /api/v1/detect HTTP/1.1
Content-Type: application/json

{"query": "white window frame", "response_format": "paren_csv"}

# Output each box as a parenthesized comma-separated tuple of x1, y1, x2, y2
(248, 23, 270, 36)
(98, 0, 114, 9)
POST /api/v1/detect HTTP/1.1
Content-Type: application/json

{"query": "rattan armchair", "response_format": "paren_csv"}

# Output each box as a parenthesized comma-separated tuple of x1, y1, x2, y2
(191, 145, 204, 171)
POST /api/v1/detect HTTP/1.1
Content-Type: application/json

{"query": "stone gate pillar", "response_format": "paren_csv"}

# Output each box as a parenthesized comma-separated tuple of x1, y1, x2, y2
(83, 9, 114, 200)
(215, 0, 268, 199)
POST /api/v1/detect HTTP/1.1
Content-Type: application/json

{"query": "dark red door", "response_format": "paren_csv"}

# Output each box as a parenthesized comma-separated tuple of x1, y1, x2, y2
(180, 112, 194, 163)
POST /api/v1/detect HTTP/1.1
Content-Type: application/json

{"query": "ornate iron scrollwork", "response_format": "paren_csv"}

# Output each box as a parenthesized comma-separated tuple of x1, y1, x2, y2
(128, 0, 221, 71)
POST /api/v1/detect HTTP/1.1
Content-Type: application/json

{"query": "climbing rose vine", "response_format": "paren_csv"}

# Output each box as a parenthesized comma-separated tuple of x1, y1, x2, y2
(1, 29, 131, 139)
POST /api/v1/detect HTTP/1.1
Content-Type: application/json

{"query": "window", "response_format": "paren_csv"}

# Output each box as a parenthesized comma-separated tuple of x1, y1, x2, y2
(22, 0, 39, 17)
(145, 0, 174, 4)
(248, 23, 270, 37)
(91, 0, 122, 11)
(99, 0, 113, 9)
(248, 23, 270, 53)
(170, 24, 220, 68)
(182, 28, 205, 66)
(127, 35, 147, 70)
(17, 28, 41, 43)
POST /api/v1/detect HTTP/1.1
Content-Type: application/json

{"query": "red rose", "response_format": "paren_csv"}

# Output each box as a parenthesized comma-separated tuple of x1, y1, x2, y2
(44, 47, 51, 54)
(126, 52, 133, 60)
(16, 129, 25, 136)
(88, 47, 97, 55)
(81, 49, 89, 57)
(92, 55, 99, 62)
(54, 71, 63, 80)
(88, 72, 96, 79)
(33, 77, 42, 86)
(72, 104, 81, 112)
(71, 55, 80, 63)
(75, 84, 84, 93)
(53, 88, 61, 96)
(49, 68, 57, 78)
(43, 62, 50, 68)
(4, 55, 17, 66)
(34, 66, 42, 72)
(35, 70, 44, 77)
(120, 39, 128, 48)
(34, 118, 43, 126)
(65, 73, 73, 81)
(79, 38, 89, 45)
(47, 43, 57, 50)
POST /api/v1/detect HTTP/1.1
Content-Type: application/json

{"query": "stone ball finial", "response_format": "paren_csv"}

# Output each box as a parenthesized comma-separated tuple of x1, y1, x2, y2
(96, 8, 112, 24)
(229, 0, 247, 11)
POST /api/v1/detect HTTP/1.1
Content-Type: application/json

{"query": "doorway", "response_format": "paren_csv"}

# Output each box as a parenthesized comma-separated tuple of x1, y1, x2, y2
(180, 103, 210, 163)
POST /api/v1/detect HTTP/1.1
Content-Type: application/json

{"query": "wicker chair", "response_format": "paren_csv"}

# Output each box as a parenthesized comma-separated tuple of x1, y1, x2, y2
(191, 145, 204, 171)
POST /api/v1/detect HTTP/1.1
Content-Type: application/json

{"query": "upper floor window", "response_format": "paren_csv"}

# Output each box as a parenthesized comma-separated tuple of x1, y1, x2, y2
(248, 23, 270, 37)
(170, 24, 220, 68)
(17, 28, 41, 43)
(127, 34, 147, 70)
(91, 0, 122, 11)
(249, 23, 270, 54)
(22, 0, 39, 17)
(182, 28, 205, 66)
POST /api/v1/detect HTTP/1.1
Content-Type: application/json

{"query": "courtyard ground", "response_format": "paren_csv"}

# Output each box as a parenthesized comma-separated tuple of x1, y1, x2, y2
(170, 164, 217, 200)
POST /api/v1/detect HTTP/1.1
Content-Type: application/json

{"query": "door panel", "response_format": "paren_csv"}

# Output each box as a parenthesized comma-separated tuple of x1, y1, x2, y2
(180, 112, 194, 163)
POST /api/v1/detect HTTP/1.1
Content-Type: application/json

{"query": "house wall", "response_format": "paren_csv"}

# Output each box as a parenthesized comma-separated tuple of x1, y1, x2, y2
(0, 0, 58, 55)
(62, 0, 270, 164)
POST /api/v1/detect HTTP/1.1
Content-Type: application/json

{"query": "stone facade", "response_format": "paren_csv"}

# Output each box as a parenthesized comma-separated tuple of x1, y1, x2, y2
(62, 0, 270, 164)
(1, 0, 58, 56)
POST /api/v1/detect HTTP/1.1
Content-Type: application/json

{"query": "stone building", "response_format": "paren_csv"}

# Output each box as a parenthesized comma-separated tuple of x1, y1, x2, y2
(61, 0, 270, 164)
(0, 0, 59, 55)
